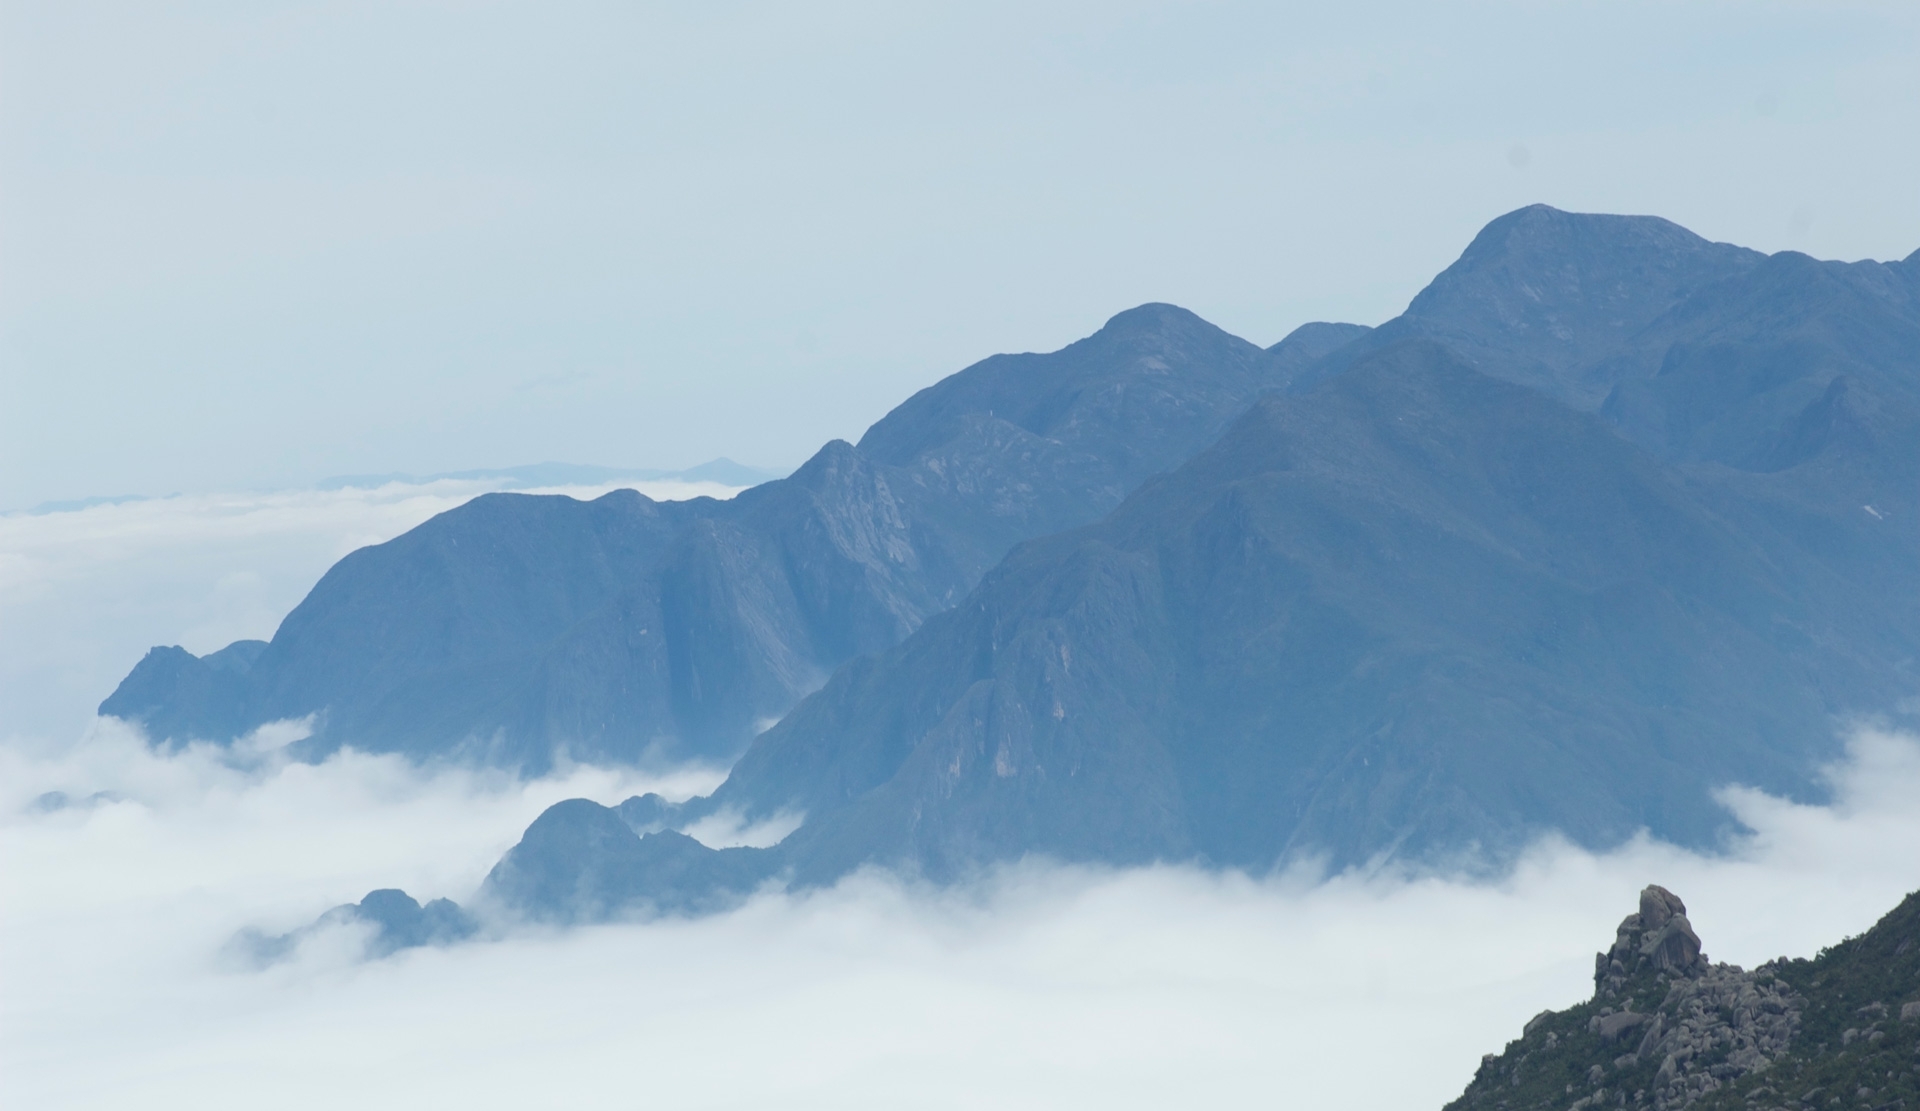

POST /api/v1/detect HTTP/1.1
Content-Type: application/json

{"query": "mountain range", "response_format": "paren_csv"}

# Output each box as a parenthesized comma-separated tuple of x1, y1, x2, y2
(102, 205, 1920, 927)
(105, 304, 1341, 768)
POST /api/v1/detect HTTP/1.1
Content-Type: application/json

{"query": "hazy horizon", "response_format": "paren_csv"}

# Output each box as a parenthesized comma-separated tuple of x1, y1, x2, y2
(5, 1, 1919, 509)
(8, 6, 1920, 1108)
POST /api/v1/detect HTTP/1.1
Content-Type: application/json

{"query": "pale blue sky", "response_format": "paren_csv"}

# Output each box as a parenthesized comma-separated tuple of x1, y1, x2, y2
(4, 0, 1917, 509)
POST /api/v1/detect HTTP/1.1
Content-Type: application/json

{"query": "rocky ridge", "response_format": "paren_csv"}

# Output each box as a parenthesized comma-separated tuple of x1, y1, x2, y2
(1452, 885, 1805, 1111)
(1450, 885, 1920, 1111)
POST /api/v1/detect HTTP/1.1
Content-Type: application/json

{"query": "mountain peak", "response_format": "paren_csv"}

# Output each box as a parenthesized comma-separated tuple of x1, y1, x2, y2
(1094, 302, 1214, 337)
(1371, 205, 1765, 405)
(854, 302, 1266, 471)
(1263, 320, 1375, 387)
(1424, 205, 1759, 310)
(1595, 884, 1708, 998)
(1458, 203, 1704, 257)
(1450, 883, 1825, 1111)
(1267, 320, 1371, 356)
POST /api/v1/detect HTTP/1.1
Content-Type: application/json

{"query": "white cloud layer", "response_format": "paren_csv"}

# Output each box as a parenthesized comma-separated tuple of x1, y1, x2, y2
(5, 721, 1919, 1111)
(0, 477, 743, 742)
(6, 468, 1918, 1109)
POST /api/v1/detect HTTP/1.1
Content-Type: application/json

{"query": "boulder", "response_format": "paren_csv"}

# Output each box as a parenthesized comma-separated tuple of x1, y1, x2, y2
(1591, 1010, 1654, 1044)
(1642, 914, 1706, 977)
(1524, 1010, 1556, 1037)
(1640, 885, 1688, 931)
(1596, 885, 1709, 996)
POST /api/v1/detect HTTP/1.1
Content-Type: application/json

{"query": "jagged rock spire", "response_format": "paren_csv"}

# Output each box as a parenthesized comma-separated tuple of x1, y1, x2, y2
(1595, 884, 1709, 999)
(1450, 884, 1816, 1111)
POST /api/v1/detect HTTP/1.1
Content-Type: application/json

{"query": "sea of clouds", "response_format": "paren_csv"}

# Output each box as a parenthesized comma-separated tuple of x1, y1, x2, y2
(4, 482, 1920, 1110)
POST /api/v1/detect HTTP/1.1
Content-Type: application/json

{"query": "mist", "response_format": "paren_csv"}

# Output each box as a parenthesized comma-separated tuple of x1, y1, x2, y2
(7, 456, 1920, 1110)
(5, 718, 1919, 1110)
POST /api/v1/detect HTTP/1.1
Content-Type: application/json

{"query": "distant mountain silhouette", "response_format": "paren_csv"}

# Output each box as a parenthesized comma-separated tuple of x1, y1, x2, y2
(136, 206, 1920, 942)
(1312, 205, 1765, 405)
(1265, 320, 1374, 382)
(103, 305, 1314, 767)
(1602, 247, 1920, 470)
(654, 340, 1915, 884)
(437, 210, 1916, 928)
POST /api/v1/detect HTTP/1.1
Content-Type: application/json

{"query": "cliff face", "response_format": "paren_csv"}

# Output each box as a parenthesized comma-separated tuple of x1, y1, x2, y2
(1447, 886, 1920, 1111)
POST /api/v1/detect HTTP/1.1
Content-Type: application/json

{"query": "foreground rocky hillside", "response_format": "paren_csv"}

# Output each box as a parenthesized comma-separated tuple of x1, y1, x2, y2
(1447, 885, 1920, 1111)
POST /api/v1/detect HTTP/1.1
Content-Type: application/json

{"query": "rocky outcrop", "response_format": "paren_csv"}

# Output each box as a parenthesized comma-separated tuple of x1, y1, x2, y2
(1452, 885, 1920, 1111)
(1595, 885, 1710, 996)
(1448, 885, 1806, 1111)
(1632, 963, 1803, 1109)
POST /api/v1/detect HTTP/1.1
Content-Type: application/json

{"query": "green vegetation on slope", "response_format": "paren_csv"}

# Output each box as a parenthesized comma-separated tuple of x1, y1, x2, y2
(1692, 892, 1920, 1111)
(1447, 889, 1920, 1111)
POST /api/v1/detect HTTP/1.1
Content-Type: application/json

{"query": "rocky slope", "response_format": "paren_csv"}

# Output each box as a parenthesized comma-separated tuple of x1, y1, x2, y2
(1447, 884, 1920, 1111)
